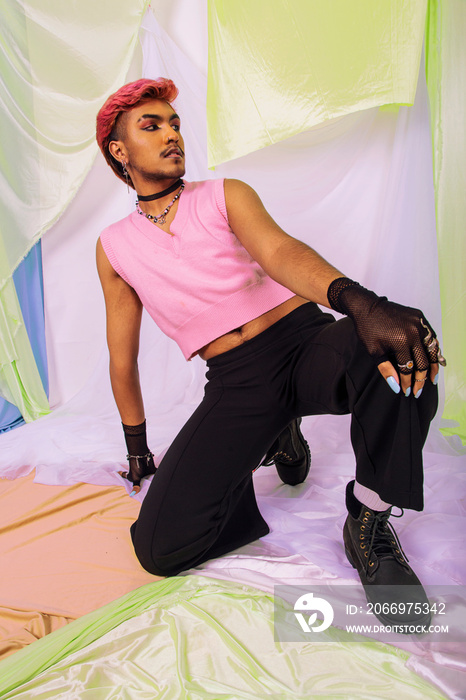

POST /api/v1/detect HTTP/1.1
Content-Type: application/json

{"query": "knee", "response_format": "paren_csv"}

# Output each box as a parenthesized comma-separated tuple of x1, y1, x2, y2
(137, 550, 189, 578)
(133, 542, 193, 578)
(131, 519, 210, 577)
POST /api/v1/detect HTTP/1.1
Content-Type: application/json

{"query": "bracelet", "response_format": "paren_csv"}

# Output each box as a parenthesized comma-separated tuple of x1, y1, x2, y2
(126, 451, 154, 461)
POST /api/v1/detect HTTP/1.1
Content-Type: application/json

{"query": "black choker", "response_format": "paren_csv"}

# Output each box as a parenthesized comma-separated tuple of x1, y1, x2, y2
(136, 179, 183, 202)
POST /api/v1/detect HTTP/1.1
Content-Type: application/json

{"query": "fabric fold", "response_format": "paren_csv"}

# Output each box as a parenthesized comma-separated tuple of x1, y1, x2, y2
(207, 0, 427, 166)
(0, 576, 448, 699)
(0, 0, 150, 419)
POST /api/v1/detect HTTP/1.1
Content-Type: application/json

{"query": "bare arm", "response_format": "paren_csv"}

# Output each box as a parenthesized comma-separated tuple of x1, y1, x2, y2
(224, 179, 441, 394)
(96, 238, 145, 425)
(224, 178, 343, 307)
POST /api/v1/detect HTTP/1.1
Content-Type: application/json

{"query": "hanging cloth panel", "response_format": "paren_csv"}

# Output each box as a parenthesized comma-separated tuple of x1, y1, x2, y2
(0, 0, 149, 281)
(0, 0, 149, 420)
(207, 0, 428, 166)
(425, 0, 466, 443)
(0, 240, 49, 422)
(0, 241, 48, 430)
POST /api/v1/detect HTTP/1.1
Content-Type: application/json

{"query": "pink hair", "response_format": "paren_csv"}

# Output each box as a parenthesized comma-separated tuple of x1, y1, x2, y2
(96, 78, 179, 187)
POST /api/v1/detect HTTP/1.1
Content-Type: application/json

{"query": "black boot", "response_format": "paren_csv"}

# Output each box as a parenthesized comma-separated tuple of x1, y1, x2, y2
(343, 480, 431, 631)
(260, 418, 311, 485)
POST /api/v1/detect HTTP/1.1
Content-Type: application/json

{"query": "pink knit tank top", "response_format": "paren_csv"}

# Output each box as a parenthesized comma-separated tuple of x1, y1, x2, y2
(100, 179, 294, 359)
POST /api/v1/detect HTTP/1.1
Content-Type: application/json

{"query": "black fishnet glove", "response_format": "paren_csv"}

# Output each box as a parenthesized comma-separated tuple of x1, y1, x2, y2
(122, 420, 157, 489)
(327, 278, 442, 374)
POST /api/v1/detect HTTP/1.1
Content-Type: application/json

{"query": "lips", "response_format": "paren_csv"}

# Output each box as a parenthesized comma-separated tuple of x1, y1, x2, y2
(163, 147, 183, 158)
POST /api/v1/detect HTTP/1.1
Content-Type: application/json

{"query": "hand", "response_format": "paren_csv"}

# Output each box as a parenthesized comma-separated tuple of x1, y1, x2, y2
(356, 299, 442, 398)
(119, 452, 157, 494)
(327, 278, 446, 397)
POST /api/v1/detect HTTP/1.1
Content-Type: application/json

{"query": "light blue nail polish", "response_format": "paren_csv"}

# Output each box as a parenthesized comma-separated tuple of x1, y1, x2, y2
(386, 376, 400, 394)
(433, 374, 439, 386)
(130, 490, 136, 497)
(405, 387, 411, 397)
(415, 388, 423, 399)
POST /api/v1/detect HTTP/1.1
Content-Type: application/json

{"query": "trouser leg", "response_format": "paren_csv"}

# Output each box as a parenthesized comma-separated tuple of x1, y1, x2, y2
(131, 304, 438, 577)
(289, 314, 439, 629)
(290, 316, 438, 510)
(131, 368, 291, 577)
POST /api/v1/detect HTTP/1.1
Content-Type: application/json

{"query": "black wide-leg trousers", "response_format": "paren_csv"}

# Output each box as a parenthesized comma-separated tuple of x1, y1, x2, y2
(131, 303, 438, 577)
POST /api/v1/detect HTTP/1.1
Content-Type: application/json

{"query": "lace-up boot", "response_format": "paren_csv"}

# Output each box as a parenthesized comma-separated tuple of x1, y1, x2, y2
(260, 418, 311, 485)
(343, 480, 431, 631)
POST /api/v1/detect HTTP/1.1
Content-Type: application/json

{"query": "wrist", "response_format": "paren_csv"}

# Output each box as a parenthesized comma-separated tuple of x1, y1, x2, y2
(122, 419, 150, 456)
(327, 277, 383, 320)
(327, 277, 361, 314)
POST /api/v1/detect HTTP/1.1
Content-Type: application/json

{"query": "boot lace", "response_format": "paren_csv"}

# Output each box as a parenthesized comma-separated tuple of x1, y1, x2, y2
(363, 509, 409, 576)
(261, 449, 293, 466)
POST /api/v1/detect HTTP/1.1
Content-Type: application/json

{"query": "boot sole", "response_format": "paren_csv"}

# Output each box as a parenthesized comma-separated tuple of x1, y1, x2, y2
(344, 546, 431, 632)
(276, 424, 311, 486)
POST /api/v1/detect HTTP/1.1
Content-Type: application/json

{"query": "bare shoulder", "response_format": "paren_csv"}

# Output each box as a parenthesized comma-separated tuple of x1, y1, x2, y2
(224, 178, 263, 208)
(223, 179, 273, 229)
(226, 174, 285, 221)
(222, 179, 289, 267)
(96, 237, 141, 313)
(96, 237, 121, 286)
(96, 237, 115, 272)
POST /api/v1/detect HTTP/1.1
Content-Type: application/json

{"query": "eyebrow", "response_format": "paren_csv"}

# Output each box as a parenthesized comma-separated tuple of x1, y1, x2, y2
(137, 113, 180, 122)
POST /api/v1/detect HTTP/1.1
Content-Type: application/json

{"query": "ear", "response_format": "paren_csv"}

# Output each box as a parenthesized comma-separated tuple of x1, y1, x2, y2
(109, 140, 127, 164)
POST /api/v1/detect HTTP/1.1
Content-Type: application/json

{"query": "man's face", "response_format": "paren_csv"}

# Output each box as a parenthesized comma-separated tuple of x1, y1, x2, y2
(111, 98, 186, 186)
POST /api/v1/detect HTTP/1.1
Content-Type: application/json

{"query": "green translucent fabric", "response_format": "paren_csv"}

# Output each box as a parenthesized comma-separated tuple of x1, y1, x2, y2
(426, 0, 466, 442)
(0, 576, 446, 699)
(207, 0, 427, 167)
(0, 0, 149, 419)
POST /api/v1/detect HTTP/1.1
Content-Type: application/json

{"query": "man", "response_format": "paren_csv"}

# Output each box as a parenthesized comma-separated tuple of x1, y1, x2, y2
(96, 78, 443, 629)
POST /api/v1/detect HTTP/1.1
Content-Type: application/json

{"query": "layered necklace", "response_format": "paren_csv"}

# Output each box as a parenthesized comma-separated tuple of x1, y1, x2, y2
(135, 179, 184, 226)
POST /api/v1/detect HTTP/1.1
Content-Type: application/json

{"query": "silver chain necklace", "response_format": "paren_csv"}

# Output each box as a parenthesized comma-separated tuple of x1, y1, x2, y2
(135, 183, 185, 225)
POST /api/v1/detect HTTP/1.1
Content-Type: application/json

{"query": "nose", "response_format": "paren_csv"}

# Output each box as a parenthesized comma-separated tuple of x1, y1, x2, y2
(164, 124, 179, 142)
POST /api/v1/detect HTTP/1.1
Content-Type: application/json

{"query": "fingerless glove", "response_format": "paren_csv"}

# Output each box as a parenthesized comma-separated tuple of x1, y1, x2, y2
(327, 277, 437, 372)
(122, 420, 156, 486)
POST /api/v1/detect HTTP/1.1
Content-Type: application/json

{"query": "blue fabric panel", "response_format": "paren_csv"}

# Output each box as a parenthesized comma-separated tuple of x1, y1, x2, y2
(0, 241, 48, 432)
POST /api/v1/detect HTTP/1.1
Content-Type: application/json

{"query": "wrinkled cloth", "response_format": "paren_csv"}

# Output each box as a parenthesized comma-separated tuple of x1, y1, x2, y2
(0, 576, 448, 700)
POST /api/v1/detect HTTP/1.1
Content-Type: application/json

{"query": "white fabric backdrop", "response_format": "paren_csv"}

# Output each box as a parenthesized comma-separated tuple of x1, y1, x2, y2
(0, 7, 450, 481)
(0, 6, 464, 697)
(0, 0, 149, 421)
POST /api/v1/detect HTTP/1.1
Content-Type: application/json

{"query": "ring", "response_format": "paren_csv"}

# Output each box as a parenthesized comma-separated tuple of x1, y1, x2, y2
(420, 318, 433, 347)
(414, 378, 426, 382)
(437, 348, 447, 367)
(397, 360, 414, 371)
(423, 331, 433, 347)
(420, 317, 447, 366)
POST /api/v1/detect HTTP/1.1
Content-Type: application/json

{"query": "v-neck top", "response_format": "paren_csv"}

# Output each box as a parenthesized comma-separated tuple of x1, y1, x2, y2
(100, 179, 294, 360)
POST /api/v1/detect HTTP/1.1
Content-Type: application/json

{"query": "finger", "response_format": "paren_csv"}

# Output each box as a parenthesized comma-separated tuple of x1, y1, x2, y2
(430, 362, 439, 385)
(404, 316, 442, 393)
(425, 336, 447, 369)
(413, 369, 428, 399)
(398, 370, 412, 397)
(377, 360, 401, 395)
(118, 471, 141, 496)
(425, 337, 439, 363)
(389, 358, 414, 397)
(419, 318, 446, 369)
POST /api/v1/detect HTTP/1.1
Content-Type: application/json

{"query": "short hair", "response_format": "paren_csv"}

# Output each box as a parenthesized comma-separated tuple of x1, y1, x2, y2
(96, 78, 179, 187)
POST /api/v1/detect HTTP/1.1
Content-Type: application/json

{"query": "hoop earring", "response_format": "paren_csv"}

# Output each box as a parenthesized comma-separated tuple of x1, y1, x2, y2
(122, 160, 130, 193)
